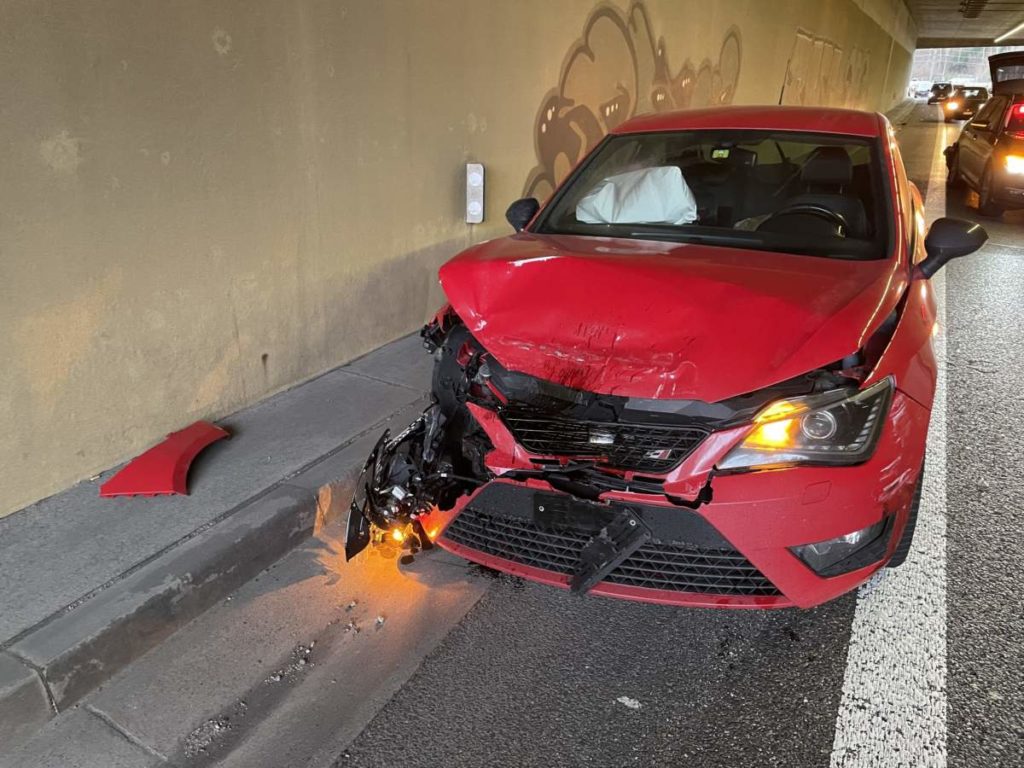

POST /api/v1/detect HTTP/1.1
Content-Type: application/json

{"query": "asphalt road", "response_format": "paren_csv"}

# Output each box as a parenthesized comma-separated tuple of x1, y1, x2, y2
(942, 129, 1024, 764)
(331, 103, 1022, 768)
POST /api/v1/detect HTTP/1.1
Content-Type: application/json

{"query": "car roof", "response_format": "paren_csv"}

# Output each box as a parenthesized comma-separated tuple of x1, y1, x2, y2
(612, 106, 885, 138)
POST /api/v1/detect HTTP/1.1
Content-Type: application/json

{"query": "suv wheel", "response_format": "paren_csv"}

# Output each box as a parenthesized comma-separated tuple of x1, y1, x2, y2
(978, 165, 1005, 217)
(947, 148, 964, 188)
(887, 464, 923, 569)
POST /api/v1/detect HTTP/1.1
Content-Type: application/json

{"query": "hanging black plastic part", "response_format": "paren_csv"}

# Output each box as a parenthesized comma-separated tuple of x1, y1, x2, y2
(344, 431, 388, 562)
(570, 508, 652, 594)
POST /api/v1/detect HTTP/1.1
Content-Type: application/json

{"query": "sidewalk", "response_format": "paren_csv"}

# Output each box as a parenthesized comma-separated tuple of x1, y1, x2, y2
(0, 332, 432, 750)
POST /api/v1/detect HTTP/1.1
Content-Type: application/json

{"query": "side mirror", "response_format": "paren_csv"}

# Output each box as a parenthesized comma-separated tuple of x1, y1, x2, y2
(505, 197, 540, 232)
(919, 217, 988, 278)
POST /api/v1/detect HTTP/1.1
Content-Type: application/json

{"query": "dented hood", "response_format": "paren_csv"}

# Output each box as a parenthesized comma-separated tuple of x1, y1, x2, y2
(439, 233, 907, 402)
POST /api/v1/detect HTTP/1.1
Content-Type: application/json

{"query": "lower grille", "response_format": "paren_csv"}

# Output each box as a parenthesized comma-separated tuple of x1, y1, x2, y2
(445, 506, 780, 597)
(500, 411, 709, 473)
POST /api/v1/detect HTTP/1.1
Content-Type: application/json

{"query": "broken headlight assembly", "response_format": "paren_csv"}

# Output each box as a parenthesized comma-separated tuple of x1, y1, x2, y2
(344, 323, 496, 563)
(716, 377, 893, 471)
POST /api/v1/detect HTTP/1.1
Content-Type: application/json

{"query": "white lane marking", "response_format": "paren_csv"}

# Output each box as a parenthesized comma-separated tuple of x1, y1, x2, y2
(830, 117, 952, 768)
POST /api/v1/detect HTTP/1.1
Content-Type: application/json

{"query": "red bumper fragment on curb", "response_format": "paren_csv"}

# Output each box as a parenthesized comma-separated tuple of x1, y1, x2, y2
(99, 421, 230, 498)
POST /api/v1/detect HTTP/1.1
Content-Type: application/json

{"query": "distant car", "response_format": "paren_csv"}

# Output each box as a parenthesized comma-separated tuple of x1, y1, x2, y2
(927, 82, 953, 104)
(914, 83, 932, 98)
(943, 86, 989, 122)
(946, 52, 1024, 216)
(346, 105, 989, 609)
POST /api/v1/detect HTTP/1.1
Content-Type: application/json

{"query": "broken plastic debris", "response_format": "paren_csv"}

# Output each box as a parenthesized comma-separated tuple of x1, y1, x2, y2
(616, 696, 642, 710)
(375, 614, 386, 629)
(345, 600, 358, 612)
(99, 420, 230, 497)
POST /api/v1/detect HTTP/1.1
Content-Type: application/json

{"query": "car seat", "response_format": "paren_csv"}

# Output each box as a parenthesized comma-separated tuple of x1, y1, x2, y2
(780, 147, 868, 238)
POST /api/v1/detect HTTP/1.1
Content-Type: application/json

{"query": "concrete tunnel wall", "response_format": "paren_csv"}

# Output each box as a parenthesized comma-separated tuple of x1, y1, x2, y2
(0, 0, 917, 518)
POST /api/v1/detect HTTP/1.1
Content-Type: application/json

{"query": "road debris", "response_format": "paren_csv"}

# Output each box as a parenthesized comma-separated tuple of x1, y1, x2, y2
(183, 716, 232, 758)
(616, 696, 642, 710)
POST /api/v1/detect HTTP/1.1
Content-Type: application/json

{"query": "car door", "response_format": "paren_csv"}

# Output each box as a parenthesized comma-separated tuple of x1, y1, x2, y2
(960, 95, 1008, 185)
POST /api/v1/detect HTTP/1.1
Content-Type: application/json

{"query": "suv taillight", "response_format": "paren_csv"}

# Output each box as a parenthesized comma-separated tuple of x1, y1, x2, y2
(1008, 102, 1024, 139)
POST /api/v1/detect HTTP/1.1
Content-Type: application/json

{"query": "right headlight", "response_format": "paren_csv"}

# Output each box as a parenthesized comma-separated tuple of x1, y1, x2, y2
(717, 377, 894, 471)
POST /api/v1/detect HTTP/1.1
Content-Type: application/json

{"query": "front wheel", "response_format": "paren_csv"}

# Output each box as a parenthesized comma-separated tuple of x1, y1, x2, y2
(978, 165, 1005, 217)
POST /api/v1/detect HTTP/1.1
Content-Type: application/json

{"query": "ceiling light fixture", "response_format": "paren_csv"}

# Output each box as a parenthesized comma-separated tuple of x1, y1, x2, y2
(995, 19, 1024, 43)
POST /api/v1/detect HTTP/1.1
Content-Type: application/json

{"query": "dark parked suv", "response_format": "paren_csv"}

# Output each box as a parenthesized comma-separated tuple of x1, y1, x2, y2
(946, 53, 1024, 216)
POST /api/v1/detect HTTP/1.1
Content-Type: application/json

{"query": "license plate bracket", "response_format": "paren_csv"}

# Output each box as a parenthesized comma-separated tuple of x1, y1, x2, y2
(533, 492, 613, 533)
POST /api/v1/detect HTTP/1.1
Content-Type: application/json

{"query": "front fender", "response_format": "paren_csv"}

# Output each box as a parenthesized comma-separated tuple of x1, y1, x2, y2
(865, 279, 937, 409)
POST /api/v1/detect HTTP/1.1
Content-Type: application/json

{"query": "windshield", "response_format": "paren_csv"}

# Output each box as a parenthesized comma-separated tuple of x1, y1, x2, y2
(955, 87, 987, 99)
(534, 130, 890, 260)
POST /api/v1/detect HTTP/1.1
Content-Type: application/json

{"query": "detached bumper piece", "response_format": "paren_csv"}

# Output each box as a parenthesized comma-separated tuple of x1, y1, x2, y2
(99, 420, 230, 498)
(442, 484, 780, 597)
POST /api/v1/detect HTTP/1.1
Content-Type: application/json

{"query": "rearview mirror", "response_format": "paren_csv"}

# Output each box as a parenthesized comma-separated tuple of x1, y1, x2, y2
(506, 197, 540, 232)
(919, 217, 988, 278)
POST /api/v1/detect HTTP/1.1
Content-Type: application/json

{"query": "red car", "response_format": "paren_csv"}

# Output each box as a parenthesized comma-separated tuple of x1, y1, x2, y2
(346, 106, 986, 608)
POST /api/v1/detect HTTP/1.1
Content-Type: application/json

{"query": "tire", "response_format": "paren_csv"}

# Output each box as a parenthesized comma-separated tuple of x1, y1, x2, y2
(947, 147, 964, 188)
(978, 165, 1005, 217)
(887, 464, 924, 569)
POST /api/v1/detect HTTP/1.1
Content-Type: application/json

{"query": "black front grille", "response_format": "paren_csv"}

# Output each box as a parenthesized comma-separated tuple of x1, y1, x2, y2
(445, 506, 780, 597)
(500, 411, 709, 473)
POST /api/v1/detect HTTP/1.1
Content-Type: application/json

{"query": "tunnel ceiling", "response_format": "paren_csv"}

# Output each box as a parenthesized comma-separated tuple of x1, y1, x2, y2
(907, 0, 1024, 46)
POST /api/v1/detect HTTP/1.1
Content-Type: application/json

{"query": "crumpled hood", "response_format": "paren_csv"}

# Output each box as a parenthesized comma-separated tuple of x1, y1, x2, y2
(439, 233, 907, 402)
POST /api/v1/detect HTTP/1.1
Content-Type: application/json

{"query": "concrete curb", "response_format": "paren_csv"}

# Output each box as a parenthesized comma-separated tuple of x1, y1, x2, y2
(8, 485, 317, 711)
(0, 400, 426, 751)
(0, 651, 52, 750)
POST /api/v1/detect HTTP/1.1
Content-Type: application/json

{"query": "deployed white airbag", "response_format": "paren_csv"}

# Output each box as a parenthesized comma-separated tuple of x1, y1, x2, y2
(576, 166, 698, 225)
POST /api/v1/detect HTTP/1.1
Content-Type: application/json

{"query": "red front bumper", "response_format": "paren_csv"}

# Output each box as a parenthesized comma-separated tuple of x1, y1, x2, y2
(420, 390, 929, 609)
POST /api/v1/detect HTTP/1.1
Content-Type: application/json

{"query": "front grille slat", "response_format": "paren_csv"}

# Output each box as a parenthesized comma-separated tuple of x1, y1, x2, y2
(445, 507, 780, 597)
(500, 411, 709, 473)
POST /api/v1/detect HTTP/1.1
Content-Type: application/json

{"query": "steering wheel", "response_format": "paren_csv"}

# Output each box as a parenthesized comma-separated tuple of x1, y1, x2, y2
(756, 203, 849, 236)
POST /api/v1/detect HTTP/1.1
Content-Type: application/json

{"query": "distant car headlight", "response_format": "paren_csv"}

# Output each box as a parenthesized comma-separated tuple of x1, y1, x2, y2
(717, 377, 894, 471)
(945, 100, 960, 111)
(1004, 154, 1024, 175)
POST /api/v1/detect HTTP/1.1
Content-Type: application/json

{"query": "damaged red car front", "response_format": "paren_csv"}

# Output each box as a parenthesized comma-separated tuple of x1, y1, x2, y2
(345, 106, 986, 608)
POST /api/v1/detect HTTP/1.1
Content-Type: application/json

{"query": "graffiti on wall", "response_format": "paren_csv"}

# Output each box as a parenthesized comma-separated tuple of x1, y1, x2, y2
(523, 2, 742, 200)
(779, 29, 871, 109)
